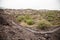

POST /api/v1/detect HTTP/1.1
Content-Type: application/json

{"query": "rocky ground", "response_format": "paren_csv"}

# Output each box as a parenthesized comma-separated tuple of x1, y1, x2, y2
(0, 9, 60, 40)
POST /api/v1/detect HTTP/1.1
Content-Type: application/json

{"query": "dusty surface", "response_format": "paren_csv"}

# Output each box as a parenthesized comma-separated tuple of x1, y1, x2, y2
(0, 9, 60, 40)
(4, 9, 60, 30)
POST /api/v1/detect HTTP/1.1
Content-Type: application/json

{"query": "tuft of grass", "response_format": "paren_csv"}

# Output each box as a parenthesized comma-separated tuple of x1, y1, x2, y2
(37, 22, 47, 30)
(24, 14, 31, 19)
(47, 16, 54, 21)
(25, 19, 34, 25)
(16, 16, 24, 22)
(16, 14, 34, 25)
(37, 19, 53, 30)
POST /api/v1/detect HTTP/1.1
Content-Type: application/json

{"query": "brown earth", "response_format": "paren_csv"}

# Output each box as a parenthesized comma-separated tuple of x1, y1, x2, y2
(0, 9, 60, 40)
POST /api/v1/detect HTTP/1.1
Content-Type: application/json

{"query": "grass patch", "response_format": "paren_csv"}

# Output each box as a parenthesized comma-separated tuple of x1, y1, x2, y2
(37, 22, 47, 30)
(16, 16, 24, 22)
(16, 14, 34, 25)
(15, 10, 60, 30)
(25, 19, 34, 25)
(47, 16, 54, 21)
(37, 19, 53, 30)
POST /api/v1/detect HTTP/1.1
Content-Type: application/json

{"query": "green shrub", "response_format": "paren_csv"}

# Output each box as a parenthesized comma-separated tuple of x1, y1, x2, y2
(47, 16, 54, 21)
(37, 22, 47, 30)
(16, 16, 24, 22)
(24, 14, 31, 19)
(25, 19, 34, 25)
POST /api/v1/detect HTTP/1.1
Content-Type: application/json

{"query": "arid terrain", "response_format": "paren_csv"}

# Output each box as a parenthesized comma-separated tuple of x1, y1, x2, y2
(4, 9, 60, 31)
(0, 9, 60, 40)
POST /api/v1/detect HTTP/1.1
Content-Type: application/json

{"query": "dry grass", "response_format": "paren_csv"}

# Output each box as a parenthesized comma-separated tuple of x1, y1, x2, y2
(12, 10, 60, 30)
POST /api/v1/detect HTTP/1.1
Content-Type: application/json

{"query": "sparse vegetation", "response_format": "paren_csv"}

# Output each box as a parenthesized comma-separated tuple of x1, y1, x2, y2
(37, 22, 47, 29)
(47, 16, 54, 21)
(25, 19, 34, 25)
(46, 12, 55, 21)
(24, 14, 31, 20)
(37, 19, 53, 29)
(16, 14, 34, 25)
(16, 16, 24, 22)
(14, 9, 60, 30)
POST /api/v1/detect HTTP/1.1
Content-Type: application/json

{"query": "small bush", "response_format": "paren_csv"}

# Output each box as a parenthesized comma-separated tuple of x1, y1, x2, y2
(37, 22, 47, 29)
(16, 16, 24, 22)
(24, 14, 31, 19)
(47, 16, 54, 21)
(25, 19, 34, 25)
